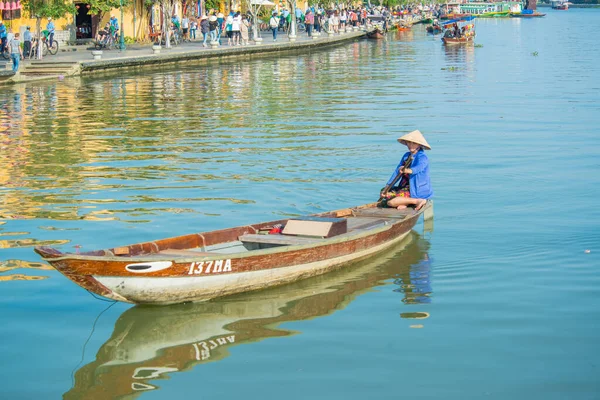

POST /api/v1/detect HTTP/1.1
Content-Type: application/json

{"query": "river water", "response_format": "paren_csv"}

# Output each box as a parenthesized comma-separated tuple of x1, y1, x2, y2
(1, 9, 599, 400)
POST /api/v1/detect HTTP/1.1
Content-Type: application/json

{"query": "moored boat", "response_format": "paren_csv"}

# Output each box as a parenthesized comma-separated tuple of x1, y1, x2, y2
(441, 15, 476, 45)
(442, 36, 475, 45)
(509, 12, 546, 17)
(34, 202, 433, 305)
(367, 27, 386, 39)
(427, 25, 443, 34)
(551, 0, 570, 10)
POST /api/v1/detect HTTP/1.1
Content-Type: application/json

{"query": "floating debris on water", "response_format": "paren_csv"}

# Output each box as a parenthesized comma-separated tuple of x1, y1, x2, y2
(400, 312, 430, 319)
(410, 324, 424, 329)
(474, 44, 484, 48)
(584, 250, 591, 254)
(532, 51, 539, 56)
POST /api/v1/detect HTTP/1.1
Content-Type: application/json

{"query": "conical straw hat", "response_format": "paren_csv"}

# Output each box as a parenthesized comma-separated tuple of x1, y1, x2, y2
(397, 130, 431, 150)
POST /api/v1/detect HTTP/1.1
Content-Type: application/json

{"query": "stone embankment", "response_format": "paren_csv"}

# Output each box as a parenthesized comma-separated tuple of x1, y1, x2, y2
(0, 29, 367, 86)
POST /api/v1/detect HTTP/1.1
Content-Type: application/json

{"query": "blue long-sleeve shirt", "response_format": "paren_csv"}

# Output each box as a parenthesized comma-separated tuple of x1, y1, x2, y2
(386, 149, 433, 199)
(0, 25, 6, 39)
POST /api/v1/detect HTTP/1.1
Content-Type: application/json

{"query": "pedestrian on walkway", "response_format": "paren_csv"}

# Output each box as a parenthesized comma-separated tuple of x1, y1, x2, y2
(23, 26, 32, 58)
(209, 15, 218, 44)
(190, 18, 197, 40)
(8, 33, 23, 73)
(47, 17, 55, 48)
(240, 15, 249, 46)
(0, 21, 8, 56)
(232, 12, 241, 46)
(201, 15, 210, 47)
(269, 12, 279, 41)
(182, 15, 190, 42)
(305, 10, 314, 37)
(216, 12, 224, 42)
(225, 12, 234, 46)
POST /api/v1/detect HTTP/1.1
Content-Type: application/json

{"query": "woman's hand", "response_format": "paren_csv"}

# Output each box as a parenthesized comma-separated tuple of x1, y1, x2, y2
(404, 168, 412, 174)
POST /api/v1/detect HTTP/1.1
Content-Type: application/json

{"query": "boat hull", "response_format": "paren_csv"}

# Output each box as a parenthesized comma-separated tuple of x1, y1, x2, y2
(367, 30, 386, 39)
(442, 36, 475, 45)
(93, 229, 412, 304)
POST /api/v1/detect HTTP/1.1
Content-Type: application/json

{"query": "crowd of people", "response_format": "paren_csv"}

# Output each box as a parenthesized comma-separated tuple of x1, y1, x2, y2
(164, 3, 434, 45)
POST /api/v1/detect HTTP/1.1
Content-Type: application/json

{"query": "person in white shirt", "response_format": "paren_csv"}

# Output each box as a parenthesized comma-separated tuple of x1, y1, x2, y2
(181, 16, 190, 42)
(232, 12, 241, 46)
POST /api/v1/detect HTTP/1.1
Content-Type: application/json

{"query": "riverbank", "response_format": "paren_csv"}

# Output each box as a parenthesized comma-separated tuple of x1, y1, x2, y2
(0, 29, 367, 86)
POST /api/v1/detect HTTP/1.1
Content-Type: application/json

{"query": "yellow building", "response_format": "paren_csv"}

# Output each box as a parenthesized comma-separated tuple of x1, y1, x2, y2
(2, 0, 309, 44)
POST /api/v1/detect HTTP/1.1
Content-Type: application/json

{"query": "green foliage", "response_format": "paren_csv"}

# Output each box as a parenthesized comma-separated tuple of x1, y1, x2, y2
(22, 0, 77, 19)
(124, 36, 136, 44)
(87, 0, 132, 16)
(204, 0, 219, 12)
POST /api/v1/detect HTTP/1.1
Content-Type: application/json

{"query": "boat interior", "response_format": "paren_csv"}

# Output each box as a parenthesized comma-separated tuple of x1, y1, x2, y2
(38, 205, 422, 259)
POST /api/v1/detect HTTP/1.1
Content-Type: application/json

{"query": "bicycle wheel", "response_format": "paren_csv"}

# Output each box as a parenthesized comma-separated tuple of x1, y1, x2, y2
(48, 40, 58, 55)
(1, 50, 8, 60)
(298, 23, 306, 33)
(42, 42, 49, 56)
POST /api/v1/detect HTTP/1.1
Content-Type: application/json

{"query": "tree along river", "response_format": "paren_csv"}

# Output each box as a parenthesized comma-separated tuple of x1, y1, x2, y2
(1, 9, 599, 400)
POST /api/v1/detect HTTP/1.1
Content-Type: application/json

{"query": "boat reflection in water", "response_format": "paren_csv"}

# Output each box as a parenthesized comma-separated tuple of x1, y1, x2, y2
(66, 232, 432, 399)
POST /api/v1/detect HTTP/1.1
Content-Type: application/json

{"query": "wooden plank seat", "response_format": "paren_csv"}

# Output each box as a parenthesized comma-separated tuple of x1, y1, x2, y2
(352, 208, 414, 219)
(239, 234, 325, 247)
(346, 217, 388, 231)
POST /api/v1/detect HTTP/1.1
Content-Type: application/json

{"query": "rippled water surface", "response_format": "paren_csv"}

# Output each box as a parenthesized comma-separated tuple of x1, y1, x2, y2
(1, 9, 599, 400)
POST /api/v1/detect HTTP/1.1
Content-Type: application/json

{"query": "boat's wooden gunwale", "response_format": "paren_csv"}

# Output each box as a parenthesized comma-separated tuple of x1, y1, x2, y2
(35, 203, 412, 263)
(34, 202, 431, 303)
(39, 218, 401, 263)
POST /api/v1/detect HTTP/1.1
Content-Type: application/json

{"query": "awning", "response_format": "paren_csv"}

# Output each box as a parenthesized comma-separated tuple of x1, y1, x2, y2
(442, 15, 476, 26)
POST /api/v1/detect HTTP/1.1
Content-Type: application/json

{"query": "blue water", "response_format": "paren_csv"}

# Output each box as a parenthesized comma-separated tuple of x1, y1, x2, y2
(1, 9, 599, 399)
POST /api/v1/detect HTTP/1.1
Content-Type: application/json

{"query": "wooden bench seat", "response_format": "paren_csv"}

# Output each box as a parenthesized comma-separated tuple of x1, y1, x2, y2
(239, 234, 324, 247)
(352, 208, 413, 219)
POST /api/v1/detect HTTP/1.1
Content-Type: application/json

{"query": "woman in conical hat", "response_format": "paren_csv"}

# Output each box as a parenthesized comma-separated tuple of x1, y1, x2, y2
(381, 130, 433, 211)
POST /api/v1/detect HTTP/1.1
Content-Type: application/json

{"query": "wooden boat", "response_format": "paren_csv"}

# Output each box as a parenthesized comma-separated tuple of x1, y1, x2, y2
(442, 36, 475, 45)
(396, 26, 411, 31)
(367, 27, 386, 39)
(34, 202, 433, 305)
